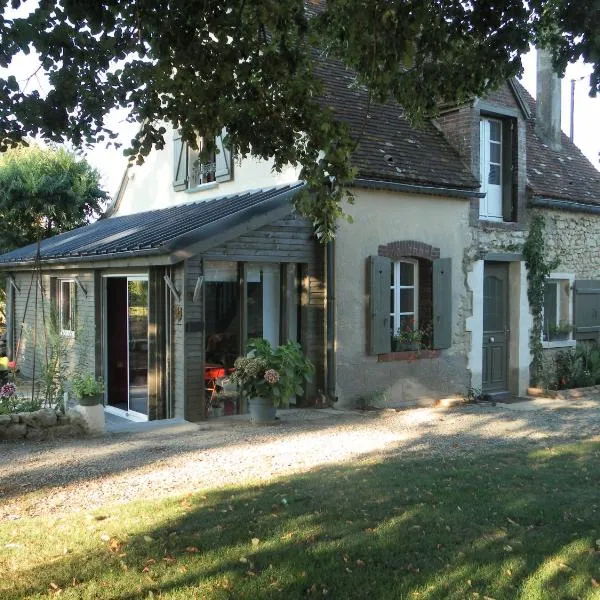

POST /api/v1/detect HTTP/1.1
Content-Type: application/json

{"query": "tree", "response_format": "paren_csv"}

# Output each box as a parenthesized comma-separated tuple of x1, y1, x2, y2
(0, 145, 107, 252)
(0, 145, 107, 323)
(0, 0, 598, 239)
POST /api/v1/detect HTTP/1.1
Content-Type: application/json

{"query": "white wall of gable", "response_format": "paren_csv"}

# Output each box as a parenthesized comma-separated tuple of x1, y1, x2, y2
(113, 125, 301, 216)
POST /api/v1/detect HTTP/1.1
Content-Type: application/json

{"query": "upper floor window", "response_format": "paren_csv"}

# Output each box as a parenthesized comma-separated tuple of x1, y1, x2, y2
(59, 279, 77, 337)
(479, 116, 516, 223)
(479, 117, 503, 221)
(173, 127, 232, 191)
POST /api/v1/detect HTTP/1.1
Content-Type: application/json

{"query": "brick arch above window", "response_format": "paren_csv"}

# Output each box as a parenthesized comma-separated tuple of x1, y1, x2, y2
(378, 241, 441, 261)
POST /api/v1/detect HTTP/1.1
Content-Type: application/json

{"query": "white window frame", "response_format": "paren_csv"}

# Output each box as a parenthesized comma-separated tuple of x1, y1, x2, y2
(59, 279, 76, 337)
(479, 117, 504, 222)
(542, 272, 576, 349)
(390, 259, 419, 338)
(187, 134, 218, 191)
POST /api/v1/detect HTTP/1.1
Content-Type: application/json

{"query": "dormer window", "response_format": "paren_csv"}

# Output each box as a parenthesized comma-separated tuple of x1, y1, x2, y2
(479, 115, 516, 223)
(173, 128, 232, 191)
(479, 117, 503, 220)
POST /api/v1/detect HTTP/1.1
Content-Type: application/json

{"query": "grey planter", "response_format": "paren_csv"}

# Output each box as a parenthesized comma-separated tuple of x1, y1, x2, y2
(77, 393, 103, 407)
(248, 397, 277, 423)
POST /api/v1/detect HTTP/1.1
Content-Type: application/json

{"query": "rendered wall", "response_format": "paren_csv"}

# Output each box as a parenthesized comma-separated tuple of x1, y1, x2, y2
(114, 125, 301, 216)
(334, 188, 472, 407)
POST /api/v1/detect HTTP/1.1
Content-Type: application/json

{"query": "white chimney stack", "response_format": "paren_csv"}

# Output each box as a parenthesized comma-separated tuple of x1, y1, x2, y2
(536, 48, 562, 151)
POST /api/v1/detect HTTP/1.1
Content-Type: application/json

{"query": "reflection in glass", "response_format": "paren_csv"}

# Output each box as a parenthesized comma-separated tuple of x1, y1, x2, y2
(247, 264, 280, 347)
(204, 261, 240, 368)
(128, 279, 149, 415)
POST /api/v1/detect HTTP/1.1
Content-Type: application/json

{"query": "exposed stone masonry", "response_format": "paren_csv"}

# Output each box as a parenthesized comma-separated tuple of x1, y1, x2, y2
(0, 409, 87, 441)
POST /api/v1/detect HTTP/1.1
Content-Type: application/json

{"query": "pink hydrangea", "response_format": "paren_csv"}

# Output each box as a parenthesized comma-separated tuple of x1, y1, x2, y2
(0, 382, 16, 398)
(263, 369, 280, 384)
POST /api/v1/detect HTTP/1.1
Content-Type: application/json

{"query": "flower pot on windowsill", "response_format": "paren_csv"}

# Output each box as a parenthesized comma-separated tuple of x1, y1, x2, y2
(549, 332, 570, 342)
(393, 342, 421, 352)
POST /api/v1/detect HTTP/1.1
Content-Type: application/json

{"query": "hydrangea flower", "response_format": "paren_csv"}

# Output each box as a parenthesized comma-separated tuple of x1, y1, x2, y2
(264, 369, 280, 384)
(0, 382, 16, 398)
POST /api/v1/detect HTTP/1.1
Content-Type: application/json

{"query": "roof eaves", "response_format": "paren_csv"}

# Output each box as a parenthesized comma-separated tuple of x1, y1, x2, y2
(530, 196, 600, 214)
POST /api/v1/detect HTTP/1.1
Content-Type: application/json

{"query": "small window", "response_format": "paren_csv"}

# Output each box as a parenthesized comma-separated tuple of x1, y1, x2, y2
(390, 259, 419, 340)
(479, 115, 515, 223)
(543, 275, 574, 346)
(59, 280, 77, 336)
(173, 128, 232, 191)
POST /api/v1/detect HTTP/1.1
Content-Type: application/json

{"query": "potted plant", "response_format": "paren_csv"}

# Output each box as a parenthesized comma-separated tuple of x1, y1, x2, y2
(71, 373, 105, 406)
(230, 339, 314, 423)
(548, 322, 572, 341)
(393, 321, 432, 351)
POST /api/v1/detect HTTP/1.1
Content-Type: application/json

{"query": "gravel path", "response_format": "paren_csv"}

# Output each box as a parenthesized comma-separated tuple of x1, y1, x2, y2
(1, 400, 600, 521)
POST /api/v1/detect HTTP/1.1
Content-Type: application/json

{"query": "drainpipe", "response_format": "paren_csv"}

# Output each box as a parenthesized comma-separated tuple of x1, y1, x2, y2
(326, 240, 336, 402)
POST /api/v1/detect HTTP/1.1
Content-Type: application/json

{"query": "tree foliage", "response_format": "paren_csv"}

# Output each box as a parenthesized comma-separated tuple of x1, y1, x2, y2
(0, 0, 598, 239)
(0, 145, 106, 252)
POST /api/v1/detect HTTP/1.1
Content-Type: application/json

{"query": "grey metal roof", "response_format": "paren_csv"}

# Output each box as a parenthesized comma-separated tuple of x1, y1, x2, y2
(0, 182, 305, 267)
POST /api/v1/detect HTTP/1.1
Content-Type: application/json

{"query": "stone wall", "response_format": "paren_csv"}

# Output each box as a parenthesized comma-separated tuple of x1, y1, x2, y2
(0, 408, 87, 441)
(542, 209, 600, 277)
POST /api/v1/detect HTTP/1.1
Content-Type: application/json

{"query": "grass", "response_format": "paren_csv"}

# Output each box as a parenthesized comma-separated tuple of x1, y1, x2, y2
(1, 441, 600, 599)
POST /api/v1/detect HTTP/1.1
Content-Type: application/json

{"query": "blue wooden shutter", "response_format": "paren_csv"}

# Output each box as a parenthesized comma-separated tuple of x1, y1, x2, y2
(433, 258, 452, 349)
(215, 127, 232, 182)
(173, 131, 188, 191)
(369, 255, 391, 355)
(573, 280, 600, 340)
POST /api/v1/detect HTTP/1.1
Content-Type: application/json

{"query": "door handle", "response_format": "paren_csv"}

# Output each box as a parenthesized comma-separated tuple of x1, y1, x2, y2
(489, 337, 495, 343)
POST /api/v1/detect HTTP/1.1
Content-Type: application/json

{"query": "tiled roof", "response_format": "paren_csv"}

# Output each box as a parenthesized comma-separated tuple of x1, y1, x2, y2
(0, 183, 304, 266)
(511, 80, 600, 206)
(315, 58, 479, 191)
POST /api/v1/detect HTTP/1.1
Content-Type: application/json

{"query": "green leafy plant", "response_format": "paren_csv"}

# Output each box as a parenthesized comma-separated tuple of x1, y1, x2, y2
(71, 373, 104, 401)
(230, 339, 314, 408)
(547, 321, 572, 340)
(0, 382, 42, 414)
(393, 320, 432, 350)
(522, 214, 560, 386)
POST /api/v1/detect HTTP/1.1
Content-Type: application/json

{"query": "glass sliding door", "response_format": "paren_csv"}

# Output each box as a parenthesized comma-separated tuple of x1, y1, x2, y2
(127, 278, 149, 417)
(105, 275, 149, 420)
(247, 263, 281, 347)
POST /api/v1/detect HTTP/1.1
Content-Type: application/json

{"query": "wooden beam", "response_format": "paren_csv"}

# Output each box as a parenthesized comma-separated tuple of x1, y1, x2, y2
(164, 274, 181, 303)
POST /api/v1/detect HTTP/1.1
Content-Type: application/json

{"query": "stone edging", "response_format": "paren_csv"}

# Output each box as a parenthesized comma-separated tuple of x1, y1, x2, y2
(0, 408, 87, 441)
(527, 385, 600, 400)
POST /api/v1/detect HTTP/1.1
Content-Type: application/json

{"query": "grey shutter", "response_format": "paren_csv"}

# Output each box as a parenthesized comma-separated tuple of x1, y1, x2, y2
(369, 255, 391, 355)
(573, 280, 600, 340)
(502, 119, 515, 222)
(173, 131, 188, 191)
(214, 127, 232, 182)
(433, 257, 452, 349)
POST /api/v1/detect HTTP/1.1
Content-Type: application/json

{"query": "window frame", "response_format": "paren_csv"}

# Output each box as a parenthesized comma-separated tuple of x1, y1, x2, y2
(390, 259, 419, 340)
(479, 116, 504, 222)
(59, 279, 77, 338)
(542, 272, 576, 349)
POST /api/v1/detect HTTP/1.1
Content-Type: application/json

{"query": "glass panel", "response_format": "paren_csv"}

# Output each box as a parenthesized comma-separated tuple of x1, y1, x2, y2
(543, 282, 558, 339)
(400, 288, 414, 313)
(483, 275, 504, 332)
(399, 314, 414, 332)
(390, 288, 395, 312)
(60, 281, 76, 332)
(489, 120, 501, 141)
(205, 261, 240, 369)
(247, 264, 280, 348)
(488, 164, 501, 185)
(490, 142, 501, 164)
(128, 279, 148, 416)
(400, 261, 414, 285)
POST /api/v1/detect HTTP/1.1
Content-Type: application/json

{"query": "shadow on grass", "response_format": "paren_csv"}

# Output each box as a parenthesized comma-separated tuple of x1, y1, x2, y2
(2, 439, 600, 599)
(2, 403, 599, 506)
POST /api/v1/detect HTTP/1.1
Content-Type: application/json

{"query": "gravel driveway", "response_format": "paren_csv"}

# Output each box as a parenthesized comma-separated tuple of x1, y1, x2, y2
(1, 399, 599, 521)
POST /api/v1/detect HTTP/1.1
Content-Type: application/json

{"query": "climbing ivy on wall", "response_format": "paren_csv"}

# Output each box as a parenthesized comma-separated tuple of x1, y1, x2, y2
(522, 214, 559, 386)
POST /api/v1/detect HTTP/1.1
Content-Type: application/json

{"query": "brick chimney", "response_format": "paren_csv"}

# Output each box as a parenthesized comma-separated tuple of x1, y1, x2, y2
(535, 48, 562, 151)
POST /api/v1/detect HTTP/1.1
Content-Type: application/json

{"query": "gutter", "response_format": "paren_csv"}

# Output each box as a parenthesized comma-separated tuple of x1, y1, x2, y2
(326, 240, 336, 402)
(353, 178, 484, 199)
(530, 196, 600, 215)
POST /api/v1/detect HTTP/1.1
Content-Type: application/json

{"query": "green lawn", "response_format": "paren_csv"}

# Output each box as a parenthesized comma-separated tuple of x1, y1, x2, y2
(2, 441, 600, 599)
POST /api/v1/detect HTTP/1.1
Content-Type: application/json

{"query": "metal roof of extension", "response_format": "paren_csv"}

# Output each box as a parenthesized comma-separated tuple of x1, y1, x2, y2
(0, 182, 305, 268)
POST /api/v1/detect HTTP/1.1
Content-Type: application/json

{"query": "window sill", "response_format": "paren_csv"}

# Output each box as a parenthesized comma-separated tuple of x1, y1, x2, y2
(185, 182, 219, 194)
(542, 339, 576, 349)
(378, 349, 440, 362)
